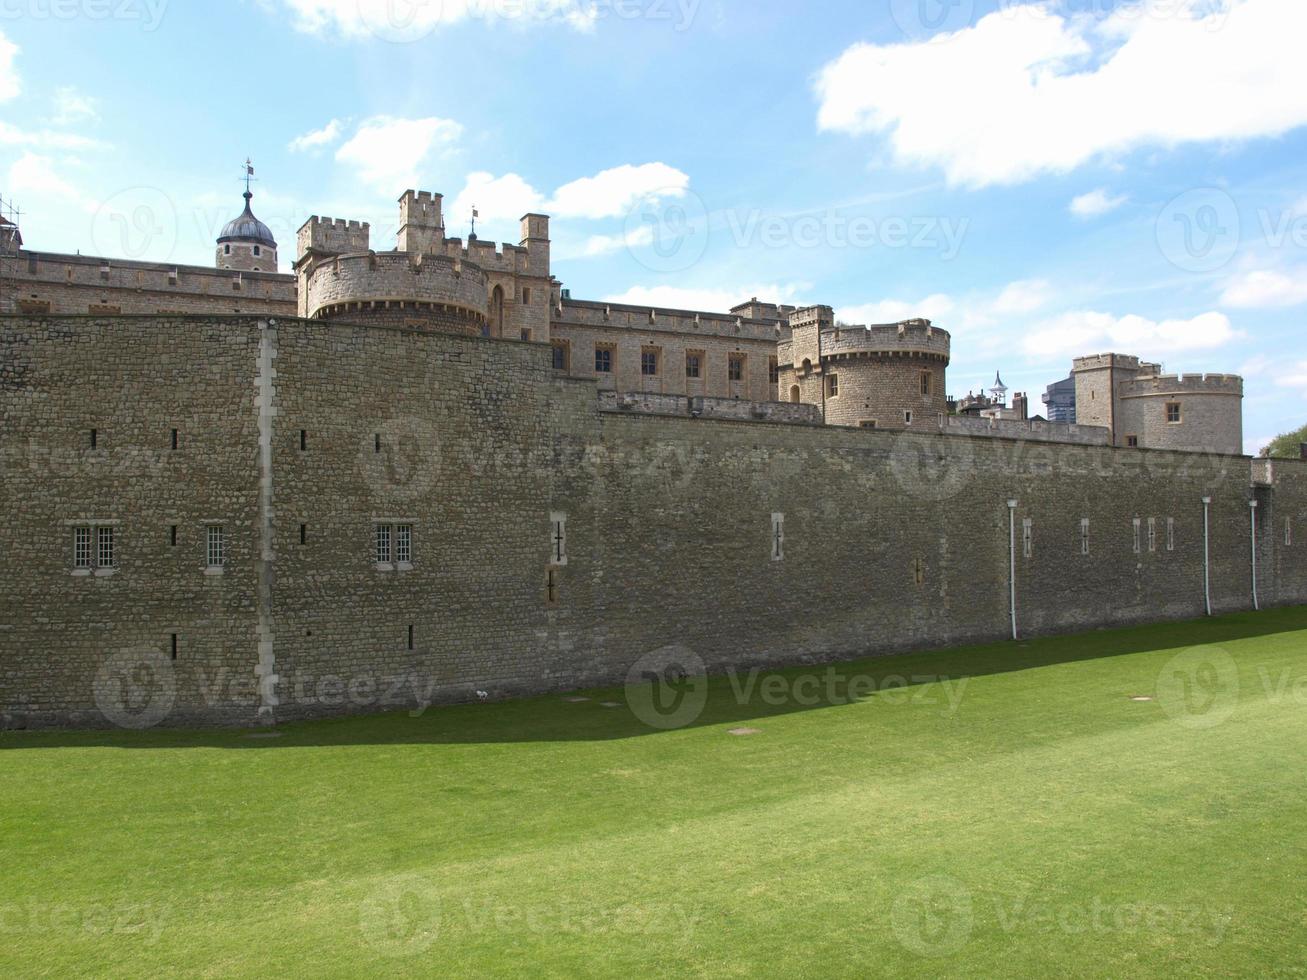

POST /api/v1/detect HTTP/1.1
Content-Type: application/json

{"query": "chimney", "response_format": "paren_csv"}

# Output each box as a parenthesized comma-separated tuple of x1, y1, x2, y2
(1013, 392, 1028, 420)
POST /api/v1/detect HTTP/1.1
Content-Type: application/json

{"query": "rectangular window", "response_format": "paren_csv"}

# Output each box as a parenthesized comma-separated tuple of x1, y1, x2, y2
(97, 526, 115, 569)
(396, 524, 412, 564)
(921, 371, 933, 396)
(641, 350, 659, 377)
(551, 343, 569, 372)
(170, 634, 178, 661)
(827, 374, 839, 397)
(769, 358, 779, 385)
(207, 525, 225, 568)
(521, 329, 532, 342)
(771, 513, 785, 562)
(171, 428, 179, 451)
(90, 429, 97, 449)
(375, 524, 392, 565)
(300, 429, 307, 452)
(74, 526, 93, 568)
(1133, 518, 1142, 554)
(904, 411, 913, 425)
(859, 420, 878, 429)
(728, 355, 745, 383)
(407, 625, 415, 651)
(522, 287, 531, 304)
(1080, 518, 1090, 556)
(550, 512, 568, 567)
(299, 524, 307, 546)
(1166, 402, 1182, 424)
(1167, 517, 1176, 552)
(1126, 435, 1139, 448)
(170, 525, 178, 547)
(1148, 517, 1157, 553)
(1022, 518, 1033, 559)
(594, 347, 613, 373)
(685, 352, 701, 379)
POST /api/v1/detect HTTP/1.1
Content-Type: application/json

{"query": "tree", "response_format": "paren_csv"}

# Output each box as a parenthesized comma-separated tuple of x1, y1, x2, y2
(1261, 422, 1307, 458)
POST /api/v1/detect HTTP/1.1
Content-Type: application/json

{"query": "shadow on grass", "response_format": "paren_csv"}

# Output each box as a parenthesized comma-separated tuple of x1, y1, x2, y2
(3, 606, 1305, 751)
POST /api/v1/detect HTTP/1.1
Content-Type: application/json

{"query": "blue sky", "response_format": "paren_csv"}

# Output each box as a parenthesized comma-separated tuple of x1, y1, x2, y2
(1, 0, 1305, 451)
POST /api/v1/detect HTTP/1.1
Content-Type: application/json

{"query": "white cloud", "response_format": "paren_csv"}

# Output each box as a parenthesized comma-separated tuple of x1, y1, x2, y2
(289, 119, 344, 153)
(548, 163, 690, 219)
(1274, 360, 1307, 392)
(837, 294, 956, 325)
(7, 153, 81, 199)
(52, 87, 98, 126)
(0, 122, 102, 150)
(0, 30, 17, 102)
(335, 116, 463, 193)
(449, 172, 545, 226)
(989, 278, 1054, 315)
(1070, 188, 1128, 218)
(1022, 310, 1242, 360)
(278, 0, 598, 39)
(1219, 268, 1307, 309)
(815, 1, 1307, 187)
(579, 225, 653, 257)
(604, 283, 809, 314)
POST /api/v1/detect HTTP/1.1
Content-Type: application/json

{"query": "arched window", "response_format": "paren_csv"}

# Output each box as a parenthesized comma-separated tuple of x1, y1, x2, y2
(801, 358, 813, 376)
(790, 386, 801, 404)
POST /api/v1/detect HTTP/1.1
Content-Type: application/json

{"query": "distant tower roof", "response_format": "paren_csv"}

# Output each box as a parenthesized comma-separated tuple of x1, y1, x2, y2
(218, 161, 276, 248)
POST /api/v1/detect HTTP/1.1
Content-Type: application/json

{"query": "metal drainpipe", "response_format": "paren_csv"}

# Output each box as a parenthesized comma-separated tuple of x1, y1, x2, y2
(1202, 497, 1212, 617)
(1008, 499, 1019, 640)
(1250, 499, 1260, 611)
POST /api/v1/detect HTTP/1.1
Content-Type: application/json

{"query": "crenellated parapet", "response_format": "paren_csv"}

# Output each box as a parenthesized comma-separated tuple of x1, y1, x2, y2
(1120, 373, 1244, 399)
(302, 251, 488, 334)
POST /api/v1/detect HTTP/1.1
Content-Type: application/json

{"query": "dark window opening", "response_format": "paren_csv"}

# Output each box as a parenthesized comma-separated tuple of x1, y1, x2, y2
(407, 625, 415, 651)
(300, 524, 307, 545)
(171, 428, 179, 451)
(90, 429, 97, 449)
(300, 430, 307, 451)
(170, 634, 178, 661)
(170, 525, 177, 547)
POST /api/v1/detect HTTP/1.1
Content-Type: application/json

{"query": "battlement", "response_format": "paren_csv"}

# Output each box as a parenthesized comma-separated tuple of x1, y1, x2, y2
(780, 320, 951, 364)
(598, 390, 821, 425)
(1120, 373, 1244, 397)
(296, 216, 372, 260)
(1072, 353, 1143, 374)
(790, 305, 834, 330)
(556, 297, 787, 343)
(302, 250, 488, 322)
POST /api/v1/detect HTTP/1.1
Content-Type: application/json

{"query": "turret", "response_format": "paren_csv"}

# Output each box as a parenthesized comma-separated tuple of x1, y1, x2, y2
(398, 190, 444, 253)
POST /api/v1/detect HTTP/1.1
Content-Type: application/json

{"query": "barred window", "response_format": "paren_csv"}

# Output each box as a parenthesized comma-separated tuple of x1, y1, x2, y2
(685, 353, 701, 379)
(769, 358, 779, 385)
(594, 347, 613, 374)
(728, 355, 745, 382)
(74, 527, 93, 568)
(1022, 518, 1033, 559)
(1167, 517, 1176, 552)
(207, 525, 225, 568)
(827, 374, 839, 397)
(921, 371, 933, 396)
(97, 526, 115, 568)
(396, 524, 412, 564)
(551, 343, 569, 372)
(1080, 518, 1090, 556)
(1166, 402, 1182, 424)
(642, 350, 659, 376)
(1132, 518, 1142, 555)
(1148, 517, 1157, 553)
(375, 524, 392, 565)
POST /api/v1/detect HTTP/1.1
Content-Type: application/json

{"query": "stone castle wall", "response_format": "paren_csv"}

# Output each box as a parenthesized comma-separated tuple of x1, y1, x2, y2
(1117, 374, 1244, 456)
(1, 314, 1300, 729)
(3, 250, 297, 318)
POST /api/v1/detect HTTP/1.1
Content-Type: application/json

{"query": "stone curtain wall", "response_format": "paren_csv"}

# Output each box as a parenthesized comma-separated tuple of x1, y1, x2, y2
(0, 314, 1301, 727)
(0, 317, 264, 727)
(5, 251, 297, 318)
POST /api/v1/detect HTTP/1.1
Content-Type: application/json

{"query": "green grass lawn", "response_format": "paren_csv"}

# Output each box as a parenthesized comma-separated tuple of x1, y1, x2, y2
(3, 609, 1306, 978)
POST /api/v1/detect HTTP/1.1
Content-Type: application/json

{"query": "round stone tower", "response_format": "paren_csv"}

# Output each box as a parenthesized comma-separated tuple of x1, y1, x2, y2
(778, 307, 950, 429)
(216, 187, 277, 273)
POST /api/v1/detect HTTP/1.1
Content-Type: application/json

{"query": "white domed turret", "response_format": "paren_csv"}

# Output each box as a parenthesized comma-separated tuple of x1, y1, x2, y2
(216, 161, 277, 272)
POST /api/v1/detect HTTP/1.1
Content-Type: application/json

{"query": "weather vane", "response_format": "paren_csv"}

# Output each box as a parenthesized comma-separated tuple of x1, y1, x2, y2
(470, 204, 478, 239)
(243, 158, 257, 197)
